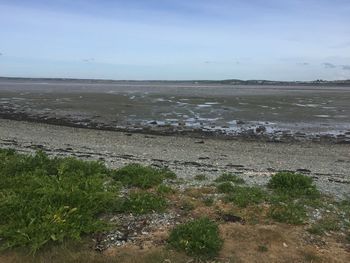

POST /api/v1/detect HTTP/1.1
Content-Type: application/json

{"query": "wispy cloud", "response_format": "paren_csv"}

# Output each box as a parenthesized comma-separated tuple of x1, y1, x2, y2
(323, 62, 337, 69)
(342, 65, 350, 70)
(297, 62, 310, 66)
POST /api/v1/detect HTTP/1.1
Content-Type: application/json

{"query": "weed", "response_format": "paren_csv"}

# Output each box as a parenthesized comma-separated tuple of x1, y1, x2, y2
(307, 217, 340, 235)
(168, 217, 223, 258)
(180, 200, 195, 213)
(111, 164, 176, 189)
(303, 251, 321, 262)
(258, 245, 268, 252)
(217, 182, 235, 193)
(0, 150, 118, 252)
(157, 184, 175, 196)
(203, 197, 214, 206)
(268, 202, 307, 225)
(268, 172, 319, 198)
(120, 192, 167, 214)
(225, 186, 268, 208)
(194, 174, 207, 181)
(214, 173, 245, 184)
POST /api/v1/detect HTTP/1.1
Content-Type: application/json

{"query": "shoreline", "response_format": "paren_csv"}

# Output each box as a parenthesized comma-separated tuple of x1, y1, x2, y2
(0, 118, 349, 199)
(1, 110, 349, 144)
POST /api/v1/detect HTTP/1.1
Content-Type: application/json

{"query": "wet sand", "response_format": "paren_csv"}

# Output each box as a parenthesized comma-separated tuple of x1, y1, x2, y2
(1, 79, 350, 143)
(0, 119, 349, 199)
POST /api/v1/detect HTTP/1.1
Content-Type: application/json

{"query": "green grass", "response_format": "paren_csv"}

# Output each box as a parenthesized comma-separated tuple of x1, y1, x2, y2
(217, 182, 235, 193)
(268, 172, 319, 198)
(111, 163, 176, 189)
(225, 186, 268, 208)
(119, 192, 167, 214)
(194, 174, 207, 181)
(0, 149, 118, 252)
(307, 218, 340, 235)
(214, 173, 245, 184)
(156, 184, 175, 196)
(168, 217, 223, 259)
(268, 202, 307, 225)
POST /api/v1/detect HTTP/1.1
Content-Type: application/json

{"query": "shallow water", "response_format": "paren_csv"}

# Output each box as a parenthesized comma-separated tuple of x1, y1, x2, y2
(1, 79, 350, 142)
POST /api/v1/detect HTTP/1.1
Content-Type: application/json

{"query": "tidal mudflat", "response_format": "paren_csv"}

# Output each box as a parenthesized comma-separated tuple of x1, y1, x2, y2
(1, 79, 350, 143)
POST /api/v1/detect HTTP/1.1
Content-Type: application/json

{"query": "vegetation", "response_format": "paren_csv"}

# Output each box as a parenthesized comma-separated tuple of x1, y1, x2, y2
(268, 172, 319, 197)
(156, 184, 175, 196)
(1, 148, 349, 262)
(268, 202, 307, 225)
(194, 174, 207, 181)
(203, 197, 214, 206)
(119, 192, 167, 215)
(217, 182, 235, 193)
(168, 217, 223, 258)
(307, 217, 340, 235)
(0, 149, 118, 252)
(111, 163, 176, 189)
(180, 200, 195, 213)
(214, 173, 245, 184)
(225, 186, 268, 208)
(258, 245, 268, 252)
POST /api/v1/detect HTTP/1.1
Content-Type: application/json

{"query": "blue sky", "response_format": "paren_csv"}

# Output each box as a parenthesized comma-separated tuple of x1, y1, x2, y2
(0, 0, 350, 80)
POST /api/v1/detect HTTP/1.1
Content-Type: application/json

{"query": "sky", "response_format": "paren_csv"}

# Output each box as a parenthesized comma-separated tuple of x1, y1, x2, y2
(0, 0, 350, 80)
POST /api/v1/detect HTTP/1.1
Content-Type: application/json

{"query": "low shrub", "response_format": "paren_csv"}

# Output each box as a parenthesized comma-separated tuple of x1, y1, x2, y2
(0, 150, 118, 252)
(225, 186, 268, 208)
(268, 172, 319, 197)
(168, 217, 223, 258)
(111, 163, 176, 189)
(120, 192, 167, 214)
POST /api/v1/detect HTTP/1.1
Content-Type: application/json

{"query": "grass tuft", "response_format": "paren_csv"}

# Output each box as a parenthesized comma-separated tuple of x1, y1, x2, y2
(214, 173, 245, 184)
(120, 192, 167, 214)
(156, 184, 175, 196)
(307, 217, 340, 235)
(268, 172, 319, 197)
(168, 217, 223, 258)
(225, 186, 268, 208)
(268, 202, 307, 225)
(194, 174, 207, 181)
(111, 163, 176, 189)
(217, 182, 235, 193)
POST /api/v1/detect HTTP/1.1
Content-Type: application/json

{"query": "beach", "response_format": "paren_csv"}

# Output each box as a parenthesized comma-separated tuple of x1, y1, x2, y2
(1, 118, 349, 199)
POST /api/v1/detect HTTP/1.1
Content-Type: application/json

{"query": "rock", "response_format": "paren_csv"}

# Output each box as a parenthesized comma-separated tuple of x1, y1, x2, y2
(256, 125, 266, 133)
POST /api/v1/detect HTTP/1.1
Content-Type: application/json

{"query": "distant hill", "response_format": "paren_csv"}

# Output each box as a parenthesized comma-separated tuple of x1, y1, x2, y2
(0, 76, 350, 86)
